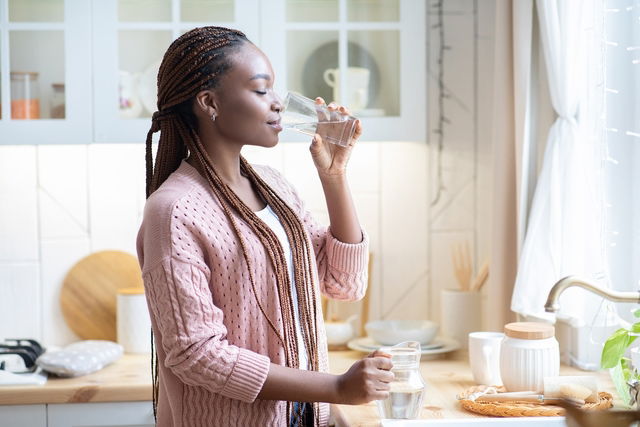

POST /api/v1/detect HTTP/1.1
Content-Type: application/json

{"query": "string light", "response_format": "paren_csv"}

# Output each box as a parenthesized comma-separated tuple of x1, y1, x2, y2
(430, 0, 447, 206)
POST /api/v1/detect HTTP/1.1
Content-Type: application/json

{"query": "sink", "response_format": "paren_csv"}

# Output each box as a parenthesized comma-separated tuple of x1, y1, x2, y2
(381, 417, 566, 427)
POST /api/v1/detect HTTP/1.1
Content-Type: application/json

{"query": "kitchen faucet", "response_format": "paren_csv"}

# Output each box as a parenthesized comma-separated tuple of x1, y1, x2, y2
(544, 275, 640, 313)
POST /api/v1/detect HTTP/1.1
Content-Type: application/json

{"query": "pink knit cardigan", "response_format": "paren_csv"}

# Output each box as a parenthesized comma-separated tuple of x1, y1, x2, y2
(136, 160, 369, 426)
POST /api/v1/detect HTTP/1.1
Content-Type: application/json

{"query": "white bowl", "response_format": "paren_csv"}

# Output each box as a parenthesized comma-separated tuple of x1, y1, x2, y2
(365, 320, 439, 346)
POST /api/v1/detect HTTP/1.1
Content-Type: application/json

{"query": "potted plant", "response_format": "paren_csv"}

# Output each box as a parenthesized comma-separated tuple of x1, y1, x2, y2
(601, 308, 640, 407)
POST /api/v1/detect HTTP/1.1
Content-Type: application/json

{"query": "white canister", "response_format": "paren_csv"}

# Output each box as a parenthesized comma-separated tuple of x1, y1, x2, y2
(499, 322, 559, 392)
(440, 290, 481, 349)
(117, 288, 151, 353)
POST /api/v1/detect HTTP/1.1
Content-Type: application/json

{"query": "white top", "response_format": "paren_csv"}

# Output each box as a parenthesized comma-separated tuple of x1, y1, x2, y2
(254, 204, 308, 370)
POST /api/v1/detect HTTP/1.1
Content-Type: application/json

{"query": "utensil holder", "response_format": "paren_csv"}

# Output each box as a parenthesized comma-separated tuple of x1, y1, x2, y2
(441, 289, 481, 349)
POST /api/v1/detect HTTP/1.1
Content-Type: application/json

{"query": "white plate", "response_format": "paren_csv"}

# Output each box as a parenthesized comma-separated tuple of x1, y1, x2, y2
(347, 337, 460, 359)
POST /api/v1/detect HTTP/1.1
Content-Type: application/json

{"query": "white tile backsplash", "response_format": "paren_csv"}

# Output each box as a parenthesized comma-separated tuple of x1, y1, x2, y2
(380, 142, 429, 317)
(0, 146, 39, 261)
(40, 238, 89, 345)
(0, 262, 41, 341)
(88, 144, 145, 255)
(38, 145, 88, 234)
(39, 188, 88, 239)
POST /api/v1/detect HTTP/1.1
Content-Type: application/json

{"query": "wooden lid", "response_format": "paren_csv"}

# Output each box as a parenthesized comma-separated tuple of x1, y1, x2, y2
(504, 322, 555, 339)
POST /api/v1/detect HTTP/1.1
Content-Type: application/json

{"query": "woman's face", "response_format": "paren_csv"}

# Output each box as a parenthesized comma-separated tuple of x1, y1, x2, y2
(211, 42, 283, 148)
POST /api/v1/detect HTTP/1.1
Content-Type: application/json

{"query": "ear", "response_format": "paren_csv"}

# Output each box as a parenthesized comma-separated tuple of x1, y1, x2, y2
(193, 89, 218, 120)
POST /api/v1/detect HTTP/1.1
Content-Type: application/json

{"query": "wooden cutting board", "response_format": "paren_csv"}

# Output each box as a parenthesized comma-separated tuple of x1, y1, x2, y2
(61, 250, 144, 341)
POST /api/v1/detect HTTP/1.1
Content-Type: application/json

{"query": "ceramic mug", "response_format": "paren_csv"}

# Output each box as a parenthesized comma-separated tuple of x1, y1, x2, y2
(322, 67, 370, 111)
(468, 332, 504, 386)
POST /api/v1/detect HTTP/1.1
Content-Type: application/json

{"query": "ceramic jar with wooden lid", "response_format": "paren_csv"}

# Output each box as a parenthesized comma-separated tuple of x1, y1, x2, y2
(499, 322, 559, 392)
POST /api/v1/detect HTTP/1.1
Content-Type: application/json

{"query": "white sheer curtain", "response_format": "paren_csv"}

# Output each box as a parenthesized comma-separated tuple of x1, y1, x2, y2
(603, 1, 640, 324)
(511, 0, 608, 323)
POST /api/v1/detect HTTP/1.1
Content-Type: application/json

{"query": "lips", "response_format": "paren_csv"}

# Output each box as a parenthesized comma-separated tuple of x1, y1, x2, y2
(267, 118, 282, 132)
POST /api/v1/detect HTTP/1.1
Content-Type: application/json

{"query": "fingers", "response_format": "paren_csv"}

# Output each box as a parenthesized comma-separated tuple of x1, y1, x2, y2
(311, 133, 323, 146)
(371, 356, 393, 371)
(315, 97, 352, 116)
(367, 350, 391, 359)
(375, 379, 392, 391)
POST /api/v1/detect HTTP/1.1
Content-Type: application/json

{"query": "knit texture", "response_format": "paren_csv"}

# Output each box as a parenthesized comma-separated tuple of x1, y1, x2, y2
(136, 160, 369, 427)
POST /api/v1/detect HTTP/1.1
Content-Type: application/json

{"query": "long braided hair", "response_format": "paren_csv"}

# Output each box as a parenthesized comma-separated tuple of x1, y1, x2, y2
(145, 27, 320, 425)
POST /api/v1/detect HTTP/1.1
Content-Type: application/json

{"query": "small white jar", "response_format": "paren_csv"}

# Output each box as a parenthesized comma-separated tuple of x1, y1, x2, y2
(499, 322, 559, 393)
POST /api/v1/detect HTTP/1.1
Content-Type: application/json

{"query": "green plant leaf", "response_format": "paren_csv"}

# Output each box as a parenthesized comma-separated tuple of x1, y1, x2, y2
(632, 322, 640, 333)
(602, 328, 634, 369)
(633, 308, 640, 318)
(611, 362, 632, 407)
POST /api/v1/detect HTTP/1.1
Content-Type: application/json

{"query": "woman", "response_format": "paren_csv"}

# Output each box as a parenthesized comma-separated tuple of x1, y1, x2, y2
(137, 26, 392, 427)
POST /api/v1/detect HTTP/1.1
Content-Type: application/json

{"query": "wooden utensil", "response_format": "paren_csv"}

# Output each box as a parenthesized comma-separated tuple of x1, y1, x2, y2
(60, 250, 143, 341)
(470, 259, 489, 292)
(451, 241, 471, 291)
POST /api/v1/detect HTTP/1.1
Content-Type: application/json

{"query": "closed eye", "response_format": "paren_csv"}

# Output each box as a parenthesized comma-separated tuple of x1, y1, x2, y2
(254, 90, 267, 95)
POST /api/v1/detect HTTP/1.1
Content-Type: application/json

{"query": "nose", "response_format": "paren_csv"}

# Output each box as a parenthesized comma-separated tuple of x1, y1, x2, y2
(272, 93, 283, 113)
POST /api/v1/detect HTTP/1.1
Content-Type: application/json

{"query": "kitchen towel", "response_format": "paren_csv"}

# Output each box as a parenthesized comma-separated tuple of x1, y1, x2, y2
(36, 340, 123, 377)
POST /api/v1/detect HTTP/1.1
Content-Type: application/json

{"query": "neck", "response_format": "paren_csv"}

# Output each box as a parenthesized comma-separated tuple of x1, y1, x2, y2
(188, 134, 245, 186)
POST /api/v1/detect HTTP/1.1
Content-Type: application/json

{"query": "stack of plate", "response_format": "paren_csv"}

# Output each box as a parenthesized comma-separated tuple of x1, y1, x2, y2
(346, 336, 460, 360)
(346, 320, 460, 360)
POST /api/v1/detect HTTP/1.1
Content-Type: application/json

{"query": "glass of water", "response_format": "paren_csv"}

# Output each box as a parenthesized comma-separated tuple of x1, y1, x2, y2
(281, 91, 358, 147)
(376, 341, 426, 420)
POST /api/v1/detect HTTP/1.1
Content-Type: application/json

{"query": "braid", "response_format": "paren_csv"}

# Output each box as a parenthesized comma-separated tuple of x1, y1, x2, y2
(144, 26, 320, 426)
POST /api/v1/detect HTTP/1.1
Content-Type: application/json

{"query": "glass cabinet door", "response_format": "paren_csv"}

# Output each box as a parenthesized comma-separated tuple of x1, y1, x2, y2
(93, 0, 258, 143)
(262, 0, 425, 142)
(0, 0, 92, 144)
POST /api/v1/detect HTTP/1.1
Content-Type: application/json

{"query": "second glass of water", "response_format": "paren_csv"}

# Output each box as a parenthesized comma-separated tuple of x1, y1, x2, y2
(281, 91, 358, 147)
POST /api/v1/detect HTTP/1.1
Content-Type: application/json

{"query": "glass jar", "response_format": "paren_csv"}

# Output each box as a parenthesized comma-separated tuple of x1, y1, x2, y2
(11, 71, 40, 119)
(50, 83, 65, 119)
(376, 341, 426, 419)
(499, 322, 559, 392)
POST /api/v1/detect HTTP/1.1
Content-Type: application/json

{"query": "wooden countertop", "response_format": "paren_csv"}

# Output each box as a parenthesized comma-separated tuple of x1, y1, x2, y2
(327, 349, 621, 427)
(0, 349, 621, 427)
(0, 354, 152, 405)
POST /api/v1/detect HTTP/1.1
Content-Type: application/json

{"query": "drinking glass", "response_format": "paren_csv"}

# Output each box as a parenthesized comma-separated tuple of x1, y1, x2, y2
(376, 341, 426, 420)
(281, 91, 358, 147)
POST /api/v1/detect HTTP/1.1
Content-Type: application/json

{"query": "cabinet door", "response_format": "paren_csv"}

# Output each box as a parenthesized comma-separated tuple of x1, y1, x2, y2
(0, 0, 92, 144)
(0, 404, 47, 427)
(261, 0, 426, 142)
(47, 401, 154, 427)
(92, 0, 259, 143)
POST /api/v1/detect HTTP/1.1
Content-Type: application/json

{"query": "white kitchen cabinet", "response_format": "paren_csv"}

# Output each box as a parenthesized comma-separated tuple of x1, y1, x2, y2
(0, 404, 47, 427)
(262, 0, 426, 142)
(0, 0, 92, 144)
(1, 0, 425, 144)
(47, 401, 154, 427)
(92, 0, 260, 143)
(0, 401, 154, 427)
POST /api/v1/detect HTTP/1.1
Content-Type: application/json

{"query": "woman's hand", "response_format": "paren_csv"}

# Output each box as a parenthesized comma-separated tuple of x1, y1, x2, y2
(309, 97, 363, 180)
(335, 354, 394, 405)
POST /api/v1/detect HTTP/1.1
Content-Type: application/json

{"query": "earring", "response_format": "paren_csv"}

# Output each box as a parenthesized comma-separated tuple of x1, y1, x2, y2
(211, 113, 216, 122)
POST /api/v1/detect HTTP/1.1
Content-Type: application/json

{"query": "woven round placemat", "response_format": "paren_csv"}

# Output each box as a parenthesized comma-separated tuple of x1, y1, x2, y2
(458, 385, 613, 417)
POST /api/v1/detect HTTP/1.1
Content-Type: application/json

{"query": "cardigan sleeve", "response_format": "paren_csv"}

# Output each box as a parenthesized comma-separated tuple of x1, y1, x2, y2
(259, 165, 369, 302)
(143, 256, 271, 402)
